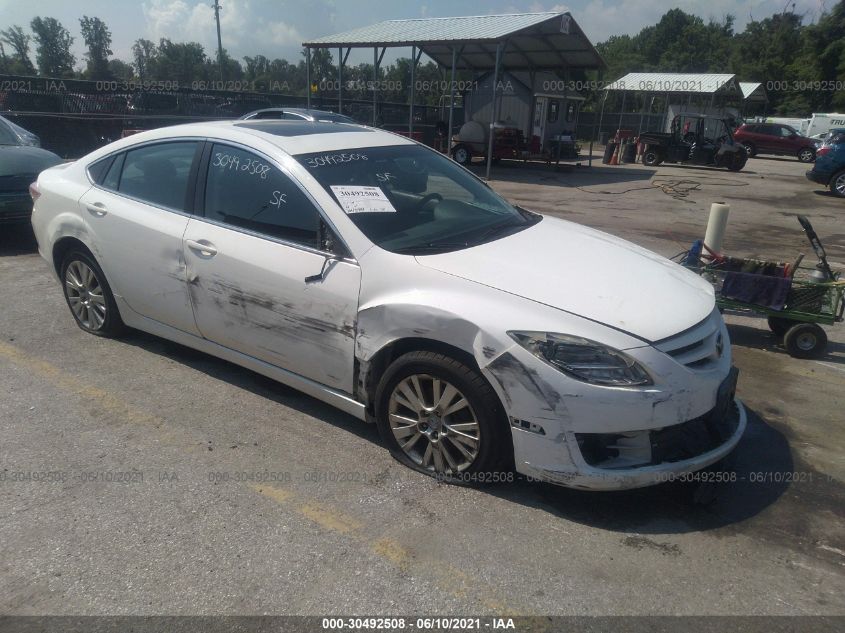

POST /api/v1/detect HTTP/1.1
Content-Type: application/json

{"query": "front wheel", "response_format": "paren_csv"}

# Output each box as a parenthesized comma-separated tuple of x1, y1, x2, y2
(61, 249, 124, 337)
(642, 148, 664, 166)
(783, 323, 827, 359)
(829, 170, 845, 198)
(726, 152, 747, 171)
(451, 145, 471, 166)
(798, 147, 816, 163)
(375, 351, 510, 482)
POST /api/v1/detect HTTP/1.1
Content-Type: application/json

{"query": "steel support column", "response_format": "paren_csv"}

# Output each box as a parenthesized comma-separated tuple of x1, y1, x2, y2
(447, 47, 457, 153)
(306, 47, 311, 109)
(484, 43, 503, 181)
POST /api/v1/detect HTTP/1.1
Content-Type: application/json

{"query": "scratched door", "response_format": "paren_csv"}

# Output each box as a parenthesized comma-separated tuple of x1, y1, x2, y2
(183, 142, 361, 393)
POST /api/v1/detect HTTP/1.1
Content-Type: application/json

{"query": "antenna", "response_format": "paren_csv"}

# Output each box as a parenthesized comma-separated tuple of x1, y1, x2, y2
(212, 0, 224, 81)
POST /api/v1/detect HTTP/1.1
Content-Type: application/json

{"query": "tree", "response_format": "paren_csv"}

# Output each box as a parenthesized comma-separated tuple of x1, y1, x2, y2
(30, 16, 75, 77)
(154, 39, 207, 84)
(108, 59, 135, 81)
(132, 38, 156, 80)
(0, 25, 36, 74)
(79, 16, 113, 80)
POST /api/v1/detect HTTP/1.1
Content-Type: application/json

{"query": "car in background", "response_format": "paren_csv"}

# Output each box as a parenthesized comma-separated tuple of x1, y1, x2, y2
(30, 120, 745, 491)
(733, 122, 817, 162)
(0, 114, 42, 147)
(806, 128, 845, 197)
(0, 117, 61, 222)
(239, 107, 357, 124)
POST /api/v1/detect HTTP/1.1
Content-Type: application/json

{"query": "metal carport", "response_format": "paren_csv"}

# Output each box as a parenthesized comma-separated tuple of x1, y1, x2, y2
(302, 11, 605, 178)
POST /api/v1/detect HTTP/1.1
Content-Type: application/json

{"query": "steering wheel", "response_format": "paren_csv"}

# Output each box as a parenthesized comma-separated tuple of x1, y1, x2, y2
(417, 192, 443, 211)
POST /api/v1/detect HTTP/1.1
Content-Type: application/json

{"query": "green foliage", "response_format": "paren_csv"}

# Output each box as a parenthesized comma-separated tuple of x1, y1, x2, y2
(30, 16, 75, 77)
(595, 3, 845, 116)
(0, 25, 36, 75)
(79, 16, 113, 80)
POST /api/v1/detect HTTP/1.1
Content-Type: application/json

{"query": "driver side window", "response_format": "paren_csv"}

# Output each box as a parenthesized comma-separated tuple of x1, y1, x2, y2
(203, 144, 321, 249)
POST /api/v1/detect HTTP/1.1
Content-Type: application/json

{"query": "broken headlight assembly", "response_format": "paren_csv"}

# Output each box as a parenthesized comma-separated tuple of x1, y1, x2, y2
(508, 331, 653, 387)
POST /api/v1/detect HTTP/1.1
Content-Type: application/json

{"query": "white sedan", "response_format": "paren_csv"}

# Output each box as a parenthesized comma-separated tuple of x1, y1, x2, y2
(30, 120, 746, 490)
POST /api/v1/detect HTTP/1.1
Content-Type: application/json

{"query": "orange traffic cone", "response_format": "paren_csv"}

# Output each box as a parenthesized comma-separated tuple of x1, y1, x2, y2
(609, 142, 619, 165)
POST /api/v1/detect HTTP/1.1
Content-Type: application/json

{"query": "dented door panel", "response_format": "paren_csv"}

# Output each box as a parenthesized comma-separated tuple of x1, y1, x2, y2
(183, 218, 360, 392)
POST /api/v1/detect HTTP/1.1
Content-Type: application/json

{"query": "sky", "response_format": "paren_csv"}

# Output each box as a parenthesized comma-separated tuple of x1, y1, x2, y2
(0, 0, 833, 70)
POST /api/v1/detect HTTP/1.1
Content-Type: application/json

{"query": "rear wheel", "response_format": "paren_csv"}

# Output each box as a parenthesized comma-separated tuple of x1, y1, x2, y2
(783, 323, 827, 359)
(829, 170, 845, 198)
(61, 249, 124, 337)
(642, 148, 664, 166)
(375, 351, 510, 482)
(798, 147, 816, 163)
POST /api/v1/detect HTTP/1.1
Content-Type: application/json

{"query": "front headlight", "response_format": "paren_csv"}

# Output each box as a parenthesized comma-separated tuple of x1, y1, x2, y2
(508, 331, 653, 387)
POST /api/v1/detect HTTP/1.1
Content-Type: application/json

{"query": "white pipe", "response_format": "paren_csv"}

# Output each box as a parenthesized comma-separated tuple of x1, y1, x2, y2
(704, 202, 731, 254)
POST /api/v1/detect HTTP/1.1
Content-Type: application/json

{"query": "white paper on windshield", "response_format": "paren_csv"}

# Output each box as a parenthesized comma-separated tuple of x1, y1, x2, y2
(330, 186, 396, 214)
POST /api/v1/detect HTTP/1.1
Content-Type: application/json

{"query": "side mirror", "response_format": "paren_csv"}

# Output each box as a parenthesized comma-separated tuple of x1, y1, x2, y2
(305, 253, 339, 284)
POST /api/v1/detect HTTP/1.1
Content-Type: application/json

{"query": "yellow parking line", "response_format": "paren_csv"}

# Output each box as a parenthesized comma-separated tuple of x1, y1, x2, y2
(2, 341, 520, 615)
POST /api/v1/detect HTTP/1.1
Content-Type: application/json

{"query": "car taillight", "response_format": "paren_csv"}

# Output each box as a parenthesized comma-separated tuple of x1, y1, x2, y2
(816, 146, 831, 157)
(29, 182, 40, 201)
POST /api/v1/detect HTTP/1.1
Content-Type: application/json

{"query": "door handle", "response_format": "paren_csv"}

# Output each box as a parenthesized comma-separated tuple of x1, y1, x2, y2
(85, 202, 107, 217)
(185, 239, 218, 258)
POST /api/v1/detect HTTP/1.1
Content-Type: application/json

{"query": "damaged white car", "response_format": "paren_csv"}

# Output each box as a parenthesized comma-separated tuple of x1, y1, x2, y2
(31, 120, 746, 490)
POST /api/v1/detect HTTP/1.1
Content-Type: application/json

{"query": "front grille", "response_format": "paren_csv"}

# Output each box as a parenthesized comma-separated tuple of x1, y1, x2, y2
(653, 308, 723, 368)
(576, 401, 740, 469)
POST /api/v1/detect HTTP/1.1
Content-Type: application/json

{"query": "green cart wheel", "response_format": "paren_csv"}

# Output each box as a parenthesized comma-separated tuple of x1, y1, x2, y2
(783, 323, 828, 359)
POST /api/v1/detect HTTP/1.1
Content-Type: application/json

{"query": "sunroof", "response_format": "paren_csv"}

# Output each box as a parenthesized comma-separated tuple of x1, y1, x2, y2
(234, 121, 371, 137)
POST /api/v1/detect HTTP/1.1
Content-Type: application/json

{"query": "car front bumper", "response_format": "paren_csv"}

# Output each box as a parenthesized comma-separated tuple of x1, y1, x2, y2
(483, 316, 745, 490)
(516, 399, 746, 490)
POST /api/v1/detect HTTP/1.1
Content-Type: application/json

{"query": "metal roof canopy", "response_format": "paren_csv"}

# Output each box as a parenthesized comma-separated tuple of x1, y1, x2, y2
(302, 12, 605, 179)
(303, 12, 605, 71)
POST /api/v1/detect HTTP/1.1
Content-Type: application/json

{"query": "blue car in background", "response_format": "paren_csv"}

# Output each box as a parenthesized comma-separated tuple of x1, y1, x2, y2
(807, 128, 845, 197)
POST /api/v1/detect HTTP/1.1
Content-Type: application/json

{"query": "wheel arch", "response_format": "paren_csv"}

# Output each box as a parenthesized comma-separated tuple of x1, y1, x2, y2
(52, 236, 95, 278)
(357, 336, 485, 421)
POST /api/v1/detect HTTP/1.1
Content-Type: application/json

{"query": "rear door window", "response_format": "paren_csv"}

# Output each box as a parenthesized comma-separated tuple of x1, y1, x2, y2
(203, 143, 321, 248)
(118, 141, 199, 210)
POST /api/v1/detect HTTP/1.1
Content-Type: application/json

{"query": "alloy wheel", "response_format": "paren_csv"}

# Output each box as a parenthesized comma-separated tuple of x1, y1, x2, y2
(388, 374, 481, 474)
(835, 173, 845, 196)
(799, 149, 815, 162)
(65, 260, 107, 330)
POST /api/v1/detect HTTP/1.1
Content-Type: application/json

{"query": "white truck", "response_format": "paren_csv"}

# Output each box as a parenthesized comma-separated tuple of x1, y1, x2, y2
(805, 113, 845, 141)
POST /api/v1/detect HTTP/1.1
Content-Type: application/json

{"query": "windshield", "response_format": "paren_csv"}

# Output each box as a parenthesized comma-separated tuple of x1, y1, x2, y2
(295, 145, 540, 254)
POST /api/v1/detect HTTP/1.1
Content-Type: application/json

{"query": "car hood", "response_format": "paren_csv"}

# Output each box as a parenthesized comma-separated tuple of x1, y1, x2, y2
(415, 216, 715, 342)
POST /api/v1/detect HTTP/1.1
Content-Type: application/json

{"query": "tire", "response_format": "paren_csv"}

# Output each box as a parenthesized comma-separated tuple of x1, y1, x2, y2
(60, 249, 124, 337)
(767, 316, 795, 337)
(374, 351, 510, 482)
(727, 152, 747, 171)
(642, 148, 663, 166)
(829, 170, 845, 198)
(797, 147, 816, 163)
(783, 323, 827, 359)
(744, 142, 756, 158)
(451, 145, 471, 166)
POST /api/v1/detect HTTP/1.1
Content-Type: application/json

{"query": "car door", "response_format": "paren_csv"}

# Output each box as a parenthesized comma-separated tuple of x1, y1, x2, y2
(78, 140, 202, 335)
(182, 141, 360, 392)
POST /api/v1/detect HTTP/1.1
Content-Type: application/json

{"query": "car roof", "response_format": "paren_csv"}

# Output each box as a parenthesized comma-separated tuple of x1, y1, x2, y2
(84, 120, 414, 159)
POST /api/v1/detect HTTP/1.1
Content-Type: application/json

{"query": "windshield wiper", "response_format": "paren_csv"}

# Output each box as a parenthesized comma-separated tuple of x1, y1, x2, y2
(392, 241, 469, 254)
